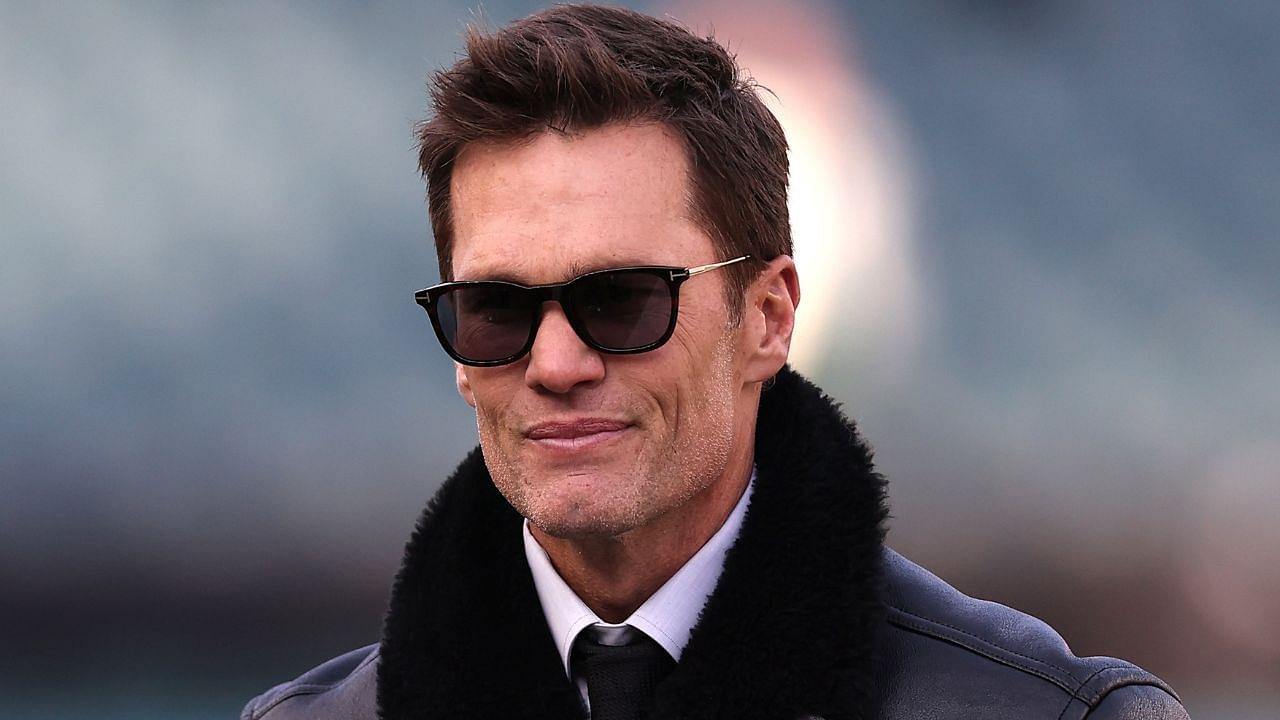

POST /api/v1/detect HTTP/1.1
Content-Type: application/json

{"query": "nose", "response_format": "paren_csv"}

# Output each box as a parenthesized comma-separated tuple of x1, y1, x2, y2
(523, 303, 605, 393)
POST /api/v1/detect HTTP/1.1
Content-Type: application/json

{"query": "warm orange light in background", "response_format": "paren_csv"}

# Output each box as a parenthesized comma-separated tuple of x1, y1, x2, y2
(1183, 440, 1280, 663)
(659, 0, 922, 377)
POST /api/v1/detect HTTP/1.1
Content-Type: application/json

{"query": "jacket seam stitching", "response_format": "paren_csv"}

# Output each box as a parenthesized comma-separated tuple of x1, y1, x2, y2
(886, 604, 1083, 690)
(350, 648, 380, 675)
(251, 685, 332, 719)
(251, 649, 379, 719)
(1056, 667, 1156, 720)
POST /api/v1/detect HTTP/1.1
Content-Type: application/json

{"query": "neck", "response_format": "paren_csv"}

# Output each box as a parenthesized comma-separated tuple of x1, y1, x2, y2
(529, 446, 754, 623)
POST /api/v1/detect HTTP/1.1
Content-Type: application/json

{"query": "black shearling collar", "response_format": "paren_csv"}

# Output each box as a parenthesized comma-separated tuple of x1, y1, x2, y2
(377, 366, 889, 719)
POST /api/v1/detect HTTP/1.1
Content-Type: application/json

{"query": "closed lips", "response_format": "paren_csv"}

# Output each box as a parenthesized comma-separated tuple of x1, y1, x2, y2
(524, 420, 631, 439)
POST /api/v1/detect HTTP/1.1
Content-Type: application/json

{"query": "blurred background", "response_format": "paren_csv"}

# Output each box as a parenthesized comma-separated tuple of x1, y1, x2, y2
(2, 1, 1277, 717)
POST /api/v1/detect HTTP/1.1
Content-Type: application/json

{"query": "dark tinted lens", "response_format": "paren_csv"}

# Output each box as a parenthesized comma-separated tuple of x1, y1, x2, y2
(437, 283, 537, 361)
(570, 270, 673, 350)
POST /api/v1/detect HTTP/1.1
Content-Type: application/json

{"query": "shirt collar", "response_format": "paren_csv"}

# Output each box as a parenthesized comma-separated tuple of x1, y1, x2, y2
(523, 467, 756, 674)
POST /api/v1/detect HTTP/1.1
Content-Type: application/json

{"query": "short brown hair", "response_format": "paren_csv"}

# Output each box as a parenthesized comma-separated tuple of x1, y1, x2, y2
(417, 4, 791, 317)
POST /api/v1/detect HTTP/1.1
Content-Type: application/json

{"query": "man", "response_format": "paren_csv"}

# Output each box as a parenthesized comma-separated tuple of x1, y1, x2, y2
(242, 6, 1188, 719)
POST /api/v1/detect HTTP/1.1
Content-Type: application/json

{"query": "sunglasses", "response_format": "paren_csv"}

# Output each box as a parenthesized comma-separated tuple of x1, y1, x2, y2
(414, 255, 751, 367)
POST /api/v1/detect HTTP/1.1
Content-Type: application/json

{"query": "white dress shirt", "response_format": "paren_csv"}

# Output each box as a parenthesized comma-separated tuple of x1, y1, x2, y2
(522, 467, 756, 708)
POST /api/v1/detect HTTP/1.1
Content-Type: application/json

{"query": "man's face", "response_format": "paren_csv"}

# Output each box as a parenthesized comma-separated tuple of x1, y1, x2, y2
(448, 123, 753, 539)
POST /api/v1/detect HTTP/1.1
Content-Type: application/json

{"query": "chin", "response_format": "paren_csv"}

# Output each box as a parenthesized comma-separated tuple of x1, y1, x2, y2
(521, 487, 654, 540)
(529, 515, 629, 540)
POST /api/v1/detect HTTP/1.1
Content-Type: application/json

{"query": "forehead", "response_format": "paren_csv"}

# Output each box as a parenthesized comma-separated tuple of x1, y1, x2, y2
(448, 123, 714, 282)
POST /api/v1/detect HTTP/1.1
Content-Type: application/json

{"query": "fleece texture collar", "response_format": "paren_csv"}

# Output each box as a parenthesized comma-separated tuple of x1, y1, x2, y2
(377, 366, 889, 719)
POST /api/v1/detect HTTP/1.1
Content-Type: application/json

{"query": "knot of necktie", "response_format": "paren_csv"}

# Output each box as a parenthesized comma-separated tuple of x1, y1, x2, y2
(571, 625, 675, 720)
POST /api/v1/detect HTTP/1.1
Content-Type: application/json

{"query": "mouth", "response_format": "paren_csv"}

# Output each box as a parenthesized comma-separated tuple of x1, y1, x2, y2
(523, 418, 633, 452)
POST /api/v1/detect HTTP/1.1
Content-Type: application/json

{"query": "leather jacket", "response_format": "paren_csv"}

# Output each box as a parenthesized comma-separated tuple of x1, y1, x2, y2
(242, 367, 1187, 719)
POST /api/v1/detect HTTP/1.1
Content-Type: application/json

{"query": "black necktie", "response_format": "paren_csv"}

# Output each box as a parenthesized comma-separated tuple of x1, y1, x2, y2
(571, 625, 675, 720)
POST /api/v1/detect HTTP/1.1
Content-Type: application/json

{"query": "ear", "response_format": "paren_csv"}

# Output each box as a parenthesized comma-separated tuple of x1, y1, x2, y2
(740, 255, 800, 384)
(455, 363, 477, 408)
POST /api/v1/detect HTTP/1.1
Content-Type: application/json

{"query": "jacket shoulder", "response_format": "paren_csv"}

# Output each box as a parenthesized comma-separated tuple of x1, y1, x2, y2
(240, 644, 379, 720)
(878, 548, 1187, 720)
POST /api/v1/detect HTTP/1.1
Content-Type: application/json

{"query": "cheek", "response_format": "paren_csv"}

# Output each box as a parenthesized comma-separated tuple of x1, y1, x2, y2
(466, 376, 522, 445)
(466, 368, 518, 410)
(473, 393, 512, 438)
(663, 332, 739, 431)
(472, 398, 524, 485)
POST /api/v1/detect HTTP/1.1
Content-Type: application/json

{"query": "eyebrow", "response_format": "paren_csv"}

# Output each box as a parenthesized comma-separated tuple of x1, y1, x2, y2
(461, 257, 661, 284)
